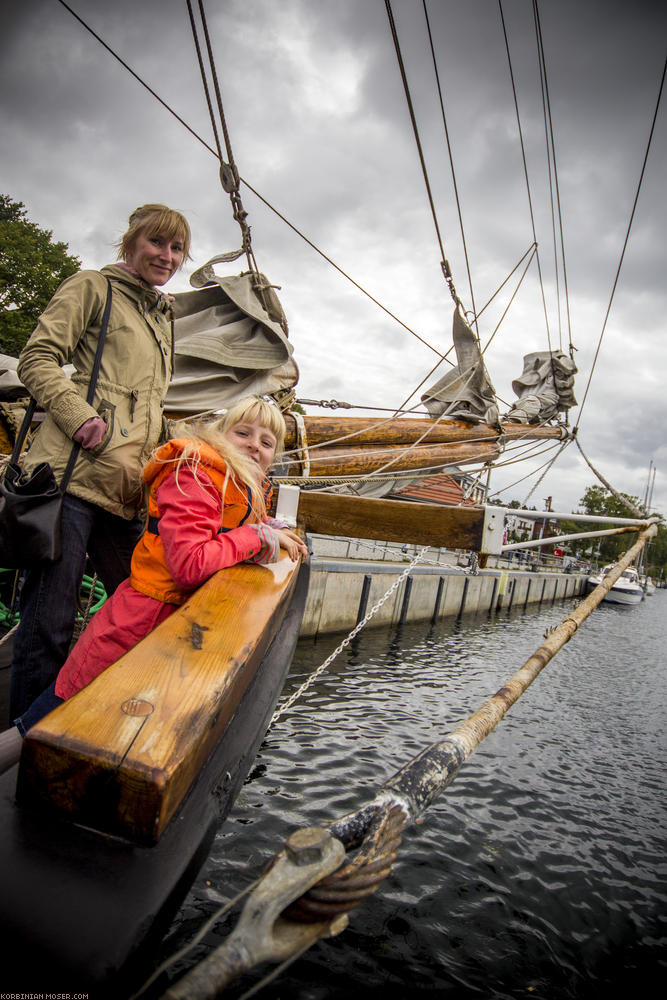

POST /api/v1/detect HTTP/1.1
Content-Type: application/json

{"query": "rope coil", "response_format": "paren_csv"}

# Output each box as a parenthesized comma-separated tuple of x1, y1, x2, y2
(284, 804, 407, 922)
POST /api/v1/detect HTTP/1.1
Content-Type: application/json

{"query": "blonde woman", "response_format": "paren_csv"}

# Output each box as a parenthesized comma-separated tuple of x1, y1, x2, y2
(10, 204, 191, 719)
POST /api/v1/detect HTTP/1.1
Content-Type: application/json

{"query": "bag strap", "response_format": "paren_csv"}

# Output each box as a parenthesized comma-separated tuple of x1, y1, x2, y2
(9, 398, 37, 465)
(60, 277, 113, 491)
(10, 278, 113, 491)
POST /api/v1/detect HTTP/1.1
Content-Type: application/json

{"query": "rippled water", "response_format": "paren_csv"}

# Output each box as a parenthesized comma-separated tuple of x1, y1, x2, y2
(160, 593, 667, 998)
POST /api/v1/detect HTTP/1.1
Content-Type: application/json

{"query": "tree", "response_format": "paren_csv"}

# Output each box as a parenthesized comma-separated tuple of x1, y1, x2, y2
(0, 195, 80, 357)
(572, 484, 665, 573)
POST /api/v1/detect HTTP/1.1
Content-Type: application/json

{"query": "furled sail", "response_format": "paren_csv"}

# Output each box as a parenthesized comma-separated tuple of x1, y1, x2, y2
(166, 260, 298, 414)
(421, 308, 499, 426)
(505, 350, 577, 424)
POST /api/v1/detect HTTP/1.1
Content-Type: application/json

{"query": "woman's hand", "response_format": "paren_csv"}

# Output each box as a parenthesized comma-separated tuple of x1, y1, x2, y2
(274, 528, 309, 562)
(73, 416, 107, 450)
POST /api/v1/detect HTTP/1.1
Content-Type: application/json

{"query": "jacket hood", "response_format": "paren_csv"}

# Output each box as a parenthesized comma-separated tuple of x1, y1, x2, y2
(142, 438, 230, 486)
(101, 264, 172, 315)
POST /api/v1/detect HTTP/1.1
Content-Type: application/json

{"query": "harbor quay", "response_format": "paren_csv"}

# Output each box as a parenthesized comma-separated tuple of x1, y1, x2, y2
(301, 534, 587, 637)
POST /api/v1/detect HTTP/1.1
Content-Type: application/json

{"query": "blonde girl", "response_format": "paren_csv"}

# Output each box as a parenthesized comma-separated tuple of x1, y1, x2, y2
(0, 397, 306, 771)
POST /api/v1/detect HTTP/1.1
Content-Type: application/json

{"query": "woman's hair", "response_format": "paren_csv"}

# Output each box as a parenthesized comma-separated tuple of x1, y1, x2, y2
(117, 203, 192, 264)
(167, 397, 287, 522)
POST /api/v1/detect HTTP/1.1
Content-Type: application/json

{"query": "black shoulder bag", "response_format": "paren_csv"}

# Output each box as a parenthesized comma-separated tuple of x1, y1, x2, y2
(0, 279, 113, 569)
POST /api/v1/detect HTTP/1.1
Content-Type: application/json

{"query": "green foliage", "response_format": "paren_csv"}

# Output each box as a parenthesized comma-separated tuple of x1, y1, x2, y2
(0, 195, 80, 357)
(572, 484, 666, 578)
(578, 484, 642, 520)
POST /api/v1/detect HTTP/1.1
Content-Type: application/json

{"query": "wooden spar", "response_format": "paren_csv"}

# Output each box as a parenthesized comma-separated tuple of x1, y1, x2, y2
(278, 415, 565, 478)
(282, 440, 500, 477)
(17, 553, 303, 845)
(381, 522, 659, 818)
(282, 414, 564, 448)
(296, 491, 486, 550)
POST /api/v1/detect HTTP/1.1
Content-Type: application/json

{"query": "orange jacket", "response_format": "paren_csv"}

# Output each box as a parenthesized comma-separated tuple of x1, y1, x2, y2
(130, 438, 272, 604)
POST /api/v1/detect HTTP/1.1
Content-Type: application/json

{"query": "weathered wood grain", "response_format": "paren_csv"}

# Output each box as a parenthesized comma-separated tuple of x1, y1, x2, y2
(283, 414, 563, 448)
(283, 440, 500, 477)
(296, 492, 485, 550)
(18, 554, 302, 844)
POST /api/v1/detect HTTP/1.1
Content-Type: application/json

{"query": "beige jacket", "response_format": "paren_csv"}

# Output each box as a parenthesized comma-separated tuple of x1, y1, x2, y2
(17, 265, 173, 519)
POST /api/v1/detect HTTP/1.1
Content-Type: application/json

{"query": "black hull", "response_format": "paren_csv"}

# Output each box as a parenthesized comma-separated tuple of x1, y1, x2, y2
(0, 560, 310, 998)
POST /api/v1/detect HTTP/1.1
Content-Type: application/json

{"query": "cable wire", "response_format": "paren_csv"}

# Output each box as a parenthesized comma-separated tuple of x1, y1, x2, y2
(573, 51, 667, 430)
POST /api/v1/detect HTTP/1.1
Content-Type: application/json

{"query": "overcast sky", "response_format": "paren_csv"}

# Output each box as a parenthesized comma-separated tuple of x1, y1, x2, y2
(2, 0, 665, 517)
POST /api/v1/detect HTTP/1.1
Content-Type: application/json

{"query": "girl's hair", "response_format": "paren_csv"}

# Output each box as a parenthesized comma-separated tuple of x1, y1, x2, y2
(168, 397, 286, 522)
(117, 203, 192, 263)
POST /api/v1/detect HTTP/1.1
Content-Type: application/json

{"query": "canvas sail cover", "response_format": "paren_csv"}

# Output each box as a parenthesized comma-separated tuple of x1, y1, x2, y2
(166, 262, 298, 413)
(0, 266, 299, 416)
(421, 308, 499, 425)
(505, 350, 577, 423)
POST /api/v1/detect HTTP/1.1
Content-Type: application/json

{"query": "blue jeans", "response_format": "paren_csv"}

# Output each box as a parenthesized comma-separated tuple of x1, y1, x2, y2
(9, 493, 143, 720)
(15, 681, 63, 736)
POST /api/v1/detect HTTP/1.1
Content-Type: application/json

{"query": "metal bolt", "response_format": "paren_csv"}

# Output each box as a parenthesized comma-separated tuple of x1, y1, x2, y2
(285, 826, 330, 866)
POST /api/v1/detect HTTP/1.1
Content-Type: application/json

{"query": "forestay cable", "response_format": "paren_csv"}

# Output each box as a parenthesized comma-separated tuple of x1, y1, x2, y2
(384, 0, 464, 310)
(574, 52, 667, 431)
(55, 0, 451, 363)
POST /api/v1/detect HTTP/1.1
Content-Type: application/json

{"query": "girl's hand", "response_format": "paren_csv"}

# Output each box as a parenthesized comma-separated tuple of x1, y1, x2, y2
(245, 523, 280, 565)
(274, 528, 309, 562)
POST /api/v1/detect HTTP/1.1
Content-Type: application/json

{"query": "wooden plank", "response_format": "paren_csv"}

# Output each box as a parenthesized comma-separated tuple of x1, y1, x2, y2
(17, 553, 302, 844)
(297, 492, 486, 550)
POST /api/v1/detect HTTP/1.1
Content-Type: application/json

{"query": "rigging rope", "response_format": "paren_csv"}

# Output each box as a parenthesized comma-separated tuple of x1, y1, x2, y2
(55, 0, 451, 363)
(533, 0, 573, 356)
(475, 242, 537, 322)
(59, 0, 579, 504)
(421, 0, 478, 327)
(519, 438, 570, 508)
(533, 1, 563, 354)
(54, 0, 217, 154)
(186, 0, 258, 274)
(573, 51, 667, 432)
(184, 0, 224, 162)
(384, 0, 464, 310)
(241, 180, 452, 362)
(497, 0, 554, 355)
(573, 437, 645, 519)
(487, 439, 572, 500)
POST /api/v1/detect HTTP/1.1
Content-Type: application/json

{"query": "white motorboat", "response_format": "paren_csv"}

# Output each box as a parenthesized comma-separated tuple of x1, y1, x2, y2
(587, 565, 644, 605)
(641, 575, 656, 596)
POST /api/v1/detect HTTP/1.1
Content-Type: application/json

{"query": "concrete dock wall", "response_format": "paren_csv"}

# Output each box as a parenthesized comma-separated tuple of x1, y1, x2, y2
(301, 535, 587, 637)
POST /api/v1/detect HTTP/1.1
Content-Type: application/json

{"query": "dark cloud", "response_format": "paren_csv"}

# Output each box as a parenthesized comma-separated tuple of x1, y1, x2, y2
(2, 0, 665, 514)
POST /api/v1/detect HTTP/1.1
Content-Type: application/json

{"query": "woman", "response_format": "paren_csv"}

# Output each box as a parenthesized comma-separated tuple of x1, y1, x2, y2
(9, 203, 191, 718)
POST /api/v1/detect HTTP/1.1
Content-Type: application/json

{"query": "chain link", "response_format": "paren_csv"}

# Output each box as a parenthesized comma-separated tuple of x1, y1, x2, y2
(269, 546, 431, 727)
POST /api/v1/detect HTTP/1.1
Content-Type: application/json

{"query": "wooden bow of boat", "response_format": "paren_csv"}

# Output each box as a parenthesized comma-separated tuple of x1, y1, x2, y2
(17, 552, 304, 845)
(1, 553, 310, 995)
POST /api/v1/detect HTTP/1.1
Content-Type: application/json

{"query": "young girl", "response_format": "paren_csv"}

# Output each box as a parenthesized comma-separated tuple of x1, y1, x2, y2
(0, 396, 307, 772)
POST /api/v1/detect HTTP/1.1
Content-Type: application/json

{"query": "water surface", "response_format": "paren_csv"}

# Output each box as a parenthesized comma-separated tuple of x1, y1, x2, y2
(160, 593, 667, 998)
